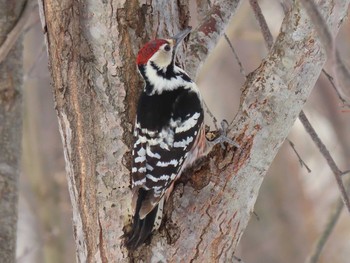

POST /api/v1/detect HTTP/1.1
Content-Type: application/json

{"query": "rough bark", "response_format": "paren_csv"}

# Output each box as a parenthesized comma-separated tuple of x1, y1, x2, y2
(39, 0, 349, 262)
(0, 0, 26, 262)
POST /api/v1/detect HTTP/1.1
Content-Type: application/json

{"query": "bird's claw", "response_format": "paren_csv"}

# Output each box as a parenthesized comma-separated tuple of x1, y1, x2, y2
(209, 120, 240, 149)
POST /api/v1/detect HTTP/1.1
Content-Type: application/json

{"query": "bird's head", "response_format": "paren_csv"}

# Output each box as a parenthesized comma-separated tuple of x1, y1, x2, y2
(136, 27, 191, 69)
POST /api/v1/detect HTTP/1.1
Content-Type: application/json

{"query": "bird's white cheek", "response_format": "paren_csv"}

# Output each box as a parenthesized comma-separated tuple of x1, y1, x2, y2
(152, 52, 172, 68)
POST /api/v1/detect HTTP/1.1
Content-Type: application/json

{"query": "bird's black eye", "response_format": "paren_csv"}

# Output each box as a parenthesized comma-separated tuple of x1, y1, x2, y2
(164, 44, 171, 51)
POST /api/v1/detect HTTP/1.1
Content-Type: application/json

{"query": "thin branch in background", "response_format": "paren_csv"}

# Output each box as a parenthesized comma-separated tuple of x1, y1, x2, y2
(322, 69, 350, 108)
(221, 33, 246, 129)
(252, 211, 260, 221)
(300, 0, 350, 106)
(249, 0, 274, 49)
(334, 49, 350, 105)
(17, 243, 41, 263)
(287, 139, 312, 173)
(0, 0, 37, 64)
(250, 3, 350, 261)
(299, 111, 350, 213)
(250, 0, 350, 213)
(23, 15, 40, 35)
(341, 170, 350, 177)
(233, 254, 244, 262)
(203, 100, 219, 130)
(306, 197, 344, 263)
(25, 42, 46, 80)
(223, 33, 246, 78)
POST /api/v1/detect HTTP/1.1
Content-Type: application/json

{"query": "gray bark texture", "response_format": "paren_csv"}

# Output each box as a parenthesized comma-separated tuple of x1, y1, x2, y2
(0, 0, 26, 262)
(38, 0, 349, 262)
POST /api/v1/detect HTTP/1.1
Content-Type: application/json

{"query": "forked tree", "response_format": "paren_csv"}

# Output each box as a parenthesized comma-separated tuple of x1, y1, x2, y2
(35, 0, 350, 262)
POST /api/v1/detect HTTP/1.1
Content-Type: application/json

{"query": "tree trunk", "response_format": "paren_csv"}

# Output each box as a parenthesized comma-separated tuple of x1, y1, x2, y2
(0, 0, 26, 262)
(39, 0, 349, 262)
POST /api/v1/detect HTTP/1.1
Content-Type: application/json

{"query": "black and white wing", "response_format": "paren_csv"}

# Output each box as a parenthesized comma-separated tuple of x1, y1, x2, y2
(126, 88, 204, 249)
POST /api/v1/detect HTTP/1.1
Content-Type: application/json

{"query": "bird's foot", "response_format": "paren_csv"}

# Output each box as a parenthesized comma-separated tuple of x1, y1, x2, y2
(207, 120, 240, 149)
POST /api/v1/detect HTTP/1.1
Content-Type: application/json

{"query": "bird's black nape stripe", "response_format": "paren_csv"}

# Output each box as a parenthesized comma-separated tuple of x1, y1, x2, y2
(125, 188, 158, 250)
(138, 61, 193, 96)
(138, 64, 147, 81)
(138, 65, 154, 94)
(150, 61, 193, 83)
(179, 71, 192, 83)
(150, 61, 177, 80)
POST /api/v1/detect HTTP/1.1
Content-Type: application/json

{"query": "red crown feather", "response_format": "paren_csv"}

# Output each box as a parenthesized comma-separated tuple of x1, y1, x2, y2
(136, 39, 168, 65)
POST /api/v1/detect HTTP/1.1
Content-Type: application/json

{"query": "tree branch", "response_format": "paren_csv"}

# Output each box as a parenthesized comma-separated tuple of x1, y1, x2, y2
(40, 0, 350, 261)
(249, 0, 313, 174)
(0, 0, 26, 261)
(0, 0, 36, 63)
(223, 33, 247, 78)
(299, 111, 350, 213)
(287, 139, 312, 173)
(299, 0, 333, 54)
(300, 0, 350, 104)
(165, 2, 349, 261)
(306, 195, 344, 263)
(185, 0, 242, 78)
(249, 0, 274, 49)
(322, 69, 350, 108)
(249, 0, 350, 213)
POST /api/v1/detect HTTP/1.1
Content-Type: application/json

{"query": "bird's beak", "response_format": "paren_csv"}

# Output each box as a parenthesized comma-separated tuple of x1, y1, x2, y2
(172, 27, 192, 49)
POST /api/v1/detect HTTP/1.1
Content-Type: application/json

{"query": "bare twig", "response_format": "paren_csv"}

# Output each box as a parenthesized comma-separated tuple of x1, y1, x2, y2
(25, 41, 46, 80)
(0, 0, 36, 64)
(252, 211, 260, 221)
(221, 34, 246, 129)
(287, 139, 312, 173)
(203, 100, 219, 130)
(223, 33, 247, 78)
(341, 170, 350, 177)
(322, 69, 350, 108)
(249, 0, 274, 49)
(306, 197, 344, 263)
(299, 111, 350, 213)
(233, 254, 244, 262)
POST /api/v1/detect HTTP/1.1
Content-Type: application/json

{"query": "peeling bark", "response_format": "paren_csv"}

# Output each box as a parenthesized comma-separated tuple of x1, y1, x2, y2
(39, 0, 349, 262)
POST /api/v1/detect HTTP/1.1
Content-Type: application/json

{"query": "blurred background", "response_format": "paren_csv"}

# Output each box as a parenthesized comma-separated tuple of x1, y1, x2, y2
(17, 1, 350, 262)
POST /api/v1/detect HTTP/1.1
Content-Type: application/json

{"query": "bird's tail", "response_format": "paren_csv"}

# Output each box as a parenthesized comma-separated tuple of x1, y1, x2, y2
(125, 188, 164, 250)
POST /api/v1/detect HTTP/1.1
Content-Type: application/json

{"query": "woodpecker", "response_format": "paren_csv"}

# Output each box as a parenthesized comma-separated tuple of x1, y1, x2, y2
(124, 27, 210, 250)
